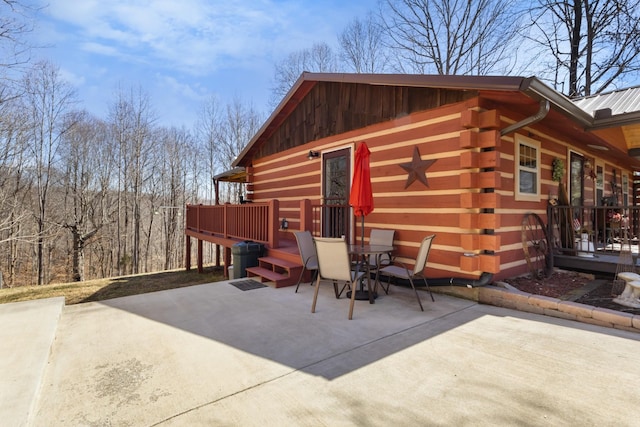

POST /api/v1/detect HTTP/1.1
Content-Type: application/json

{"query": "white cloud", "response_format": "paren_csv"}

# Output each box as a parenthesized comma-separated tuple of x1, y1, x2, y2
(36, 0, 378, 127)
(155, 73, 207, 102)
(58, 67, 85, 87)
(44, 0, 299, 74)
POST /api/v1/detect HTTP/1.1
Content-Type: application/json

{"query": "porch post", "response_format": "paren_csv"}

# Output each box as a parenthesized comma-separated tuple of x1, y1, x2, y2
(300, 199, 312, 232)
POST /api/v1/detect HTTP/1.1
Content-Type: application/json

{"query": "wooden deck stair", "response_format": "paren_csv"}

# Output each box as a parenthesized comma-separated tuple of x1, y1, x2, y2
(246, 256, 303, 288)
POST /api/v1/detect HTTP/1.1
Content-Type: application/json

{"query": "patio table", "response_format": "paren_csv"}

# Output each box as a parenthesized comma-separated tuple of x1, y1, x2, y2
(348, 244, 394, 302)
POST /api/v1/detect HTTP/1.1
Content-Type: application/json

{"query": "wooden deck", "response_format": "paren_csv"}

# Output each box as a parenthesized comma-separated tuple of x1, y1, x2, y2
(553, 251, 639, 276)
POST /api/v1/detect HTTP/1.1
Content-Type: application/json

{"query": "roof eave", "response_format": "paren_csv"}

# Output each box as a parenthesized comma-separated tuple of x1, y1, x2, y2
(232, 72, 316, 168)
(588, 111, 640, 130)
(519, 77, 594, 128)
(233, 73, 640, 168)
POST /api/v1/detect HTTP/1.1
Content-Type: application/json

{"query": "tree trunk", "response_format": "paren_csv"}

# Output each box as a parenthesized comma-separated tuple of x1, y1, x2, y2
(569, 0, 582, 97)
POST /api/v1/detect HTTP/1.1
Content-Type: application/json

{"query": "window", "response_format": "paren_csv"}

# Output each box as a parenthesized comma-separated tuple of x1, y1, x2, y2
(569, 151, 584, 206)
(515, 135, 540, 201)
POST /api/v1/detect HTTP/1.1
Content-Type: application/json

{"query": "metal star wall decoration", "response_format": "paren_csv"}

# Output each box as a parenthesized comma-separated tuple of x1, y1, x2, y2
(400, 146, 437, 189)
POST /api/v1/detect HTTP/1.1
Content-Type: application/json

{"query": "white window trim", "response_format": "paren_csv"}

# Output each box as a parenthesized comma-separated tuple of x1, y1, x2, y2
(515, 134, 541, 202)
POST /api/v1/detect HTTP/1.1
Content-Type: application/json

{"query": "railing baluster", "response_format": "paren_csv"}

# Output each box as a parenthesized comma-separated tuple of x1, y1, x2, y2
(548, 203, 638, 256)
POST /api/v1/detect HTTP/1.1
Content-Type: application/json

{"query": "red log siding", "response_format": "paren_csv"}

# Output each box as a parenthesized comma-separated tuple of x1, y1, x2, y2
(249, 94, 635, 281)
(495, 113, 635, 280)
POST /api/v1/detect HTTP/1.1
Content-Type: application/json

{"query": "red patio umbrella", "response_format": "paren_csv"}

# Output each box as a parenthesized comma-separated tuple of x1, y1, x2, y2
(349, 142, 374, 247)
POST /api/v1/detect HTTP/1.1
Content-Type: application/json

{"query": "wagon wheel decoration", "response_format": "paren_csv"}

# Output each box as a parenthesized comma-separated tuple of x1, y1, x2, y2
(521, 213, 552, 279)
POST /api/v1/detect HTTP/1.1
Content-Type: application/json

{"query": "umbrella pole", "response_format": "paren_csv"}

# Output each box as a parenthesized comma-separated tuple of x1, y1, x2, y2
(361, 215, 365, 248)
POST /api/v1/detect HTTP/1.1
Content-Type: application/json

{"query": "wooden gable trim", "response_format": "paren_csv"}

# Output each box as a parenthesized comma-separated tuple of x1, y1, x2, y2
(251, 82, 477, 162)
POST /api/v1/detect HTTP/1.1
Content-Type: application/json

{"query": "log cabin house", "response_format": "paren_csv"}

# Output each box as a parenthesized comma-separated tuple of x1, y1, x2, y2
(185, 73, 640, 286)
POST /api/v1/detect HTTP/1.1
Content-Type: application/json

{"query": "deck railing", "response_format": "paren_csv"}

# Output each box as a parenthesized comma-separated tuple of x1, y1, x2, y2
(310, 203, 351, 243)
(185, 199, 353, 248)
(185, 200, 279, 248)
(548, 204, 639, 256)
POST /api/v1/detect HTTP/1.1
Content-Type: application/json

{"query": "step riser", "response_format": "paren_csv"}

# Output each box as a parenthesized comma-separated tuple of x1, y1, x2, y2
(246, 255, 303, 288)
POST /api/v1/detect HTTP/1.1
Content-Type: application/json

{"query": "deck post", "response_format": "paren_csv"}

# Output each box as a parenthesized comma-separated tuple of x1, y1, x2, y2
(300, 199, 312, 232)
(197, 204, 201, 232)
(185, 235, 191, 271)
(268, 199, 280, 249)
(197, 239, 203, 273)
(224, 246, 231, 278)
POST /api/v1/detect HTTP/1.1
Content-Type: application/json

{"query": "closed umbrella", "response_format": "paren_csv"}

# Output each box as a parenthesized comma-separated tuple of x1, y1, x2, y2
(349, 142, 374, 247)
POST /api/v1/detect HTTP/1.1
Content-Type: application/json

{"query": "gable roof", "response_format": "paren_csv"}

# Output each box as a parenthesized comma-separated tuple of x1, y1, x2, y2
(233, 73, 640, 168)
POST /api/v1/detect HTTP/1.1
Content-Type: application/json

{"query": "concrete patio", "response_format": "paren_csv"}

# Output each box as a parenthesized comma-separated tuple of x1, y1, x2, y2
(2, 279, 640, 426)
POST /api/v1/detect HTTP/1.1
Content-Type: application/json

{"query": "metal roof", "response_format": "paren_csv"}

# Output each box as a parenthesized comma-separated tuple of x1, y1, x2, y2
(573, 86, 640, 117)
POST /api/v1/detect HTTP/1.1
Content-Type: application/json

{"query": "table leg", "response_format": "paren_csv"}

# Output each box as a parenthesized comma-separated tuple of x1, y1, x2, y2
(348, 254, 377, 303)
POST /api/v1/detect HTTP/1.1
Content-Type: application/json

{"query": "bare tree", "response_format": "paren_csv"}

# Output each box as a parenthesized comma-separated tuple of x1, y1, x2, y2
(526, 0, 640, 96)
(0, 0, 38, 72)
(196, 95, 223, 204)
(216, 98, 262, 203)
(60, 111, 110, 281)
(271, 42, 339, 103)
(338, 12, 391, 73)
(380, 0, 523, 75)
(108, 85, 156, 275)
(0, 93, 33, 286)
(22, 60, 77, 285)
(154, 127, 192, 270)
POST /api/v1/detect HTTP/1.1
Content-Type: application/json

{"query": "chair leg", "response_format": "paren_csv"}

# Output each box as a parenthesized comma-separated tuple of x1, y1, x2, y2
(375, 270, 390, 295)
(332, 280, 342, 298)
(365, 272, 375, 305)
(382, 275, 391, 295)
(408, 277, 424, 311)
(421, 277, 435, 302)
(296, 268, 319, 293)
(311, 275, 322, 313)
(336, 281, 349, 298)
(348, 280, 357, 320)
(295, 266, 306, 293)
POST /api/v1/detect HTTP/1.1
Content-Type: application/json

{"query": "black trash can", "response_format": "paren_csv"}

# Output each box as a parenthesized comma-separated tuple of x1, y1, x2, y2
(231, 241, 264, 279)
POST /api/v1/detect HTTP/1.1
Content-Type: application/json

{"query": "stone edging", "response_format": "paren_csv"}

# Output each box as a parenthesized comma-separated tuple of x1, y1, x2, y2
(432, 283, 640, 333)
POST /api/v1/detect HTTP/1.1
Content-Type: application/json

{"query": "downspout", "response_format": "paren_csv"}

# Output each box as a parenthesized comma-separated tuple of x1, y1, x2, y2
(427, 99, 549, 287)
(500, 99, 550, 136)
(386, 272, 494, 288)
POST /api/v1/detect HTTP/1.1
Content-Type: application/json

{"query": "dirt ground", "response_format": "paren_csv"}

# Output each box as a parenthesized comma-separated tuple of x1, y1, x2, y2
(502, 270, 640, 316)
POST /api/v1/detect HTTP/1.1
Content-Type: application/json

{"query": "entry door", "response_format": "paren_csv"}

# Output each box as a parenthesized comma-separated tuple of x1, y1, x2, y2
(322, 148, 351, 239)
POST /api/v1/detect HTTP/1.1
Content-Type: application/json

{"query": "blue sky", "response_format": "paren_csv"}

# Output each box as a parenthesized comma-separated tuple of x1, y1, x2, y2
(32, 0, 378, 128)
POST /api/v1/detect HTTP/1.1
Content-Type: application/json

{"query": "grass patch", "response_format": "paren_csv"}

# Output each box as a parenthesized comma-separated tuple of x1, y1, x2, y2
(0, 267, 226, 305)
